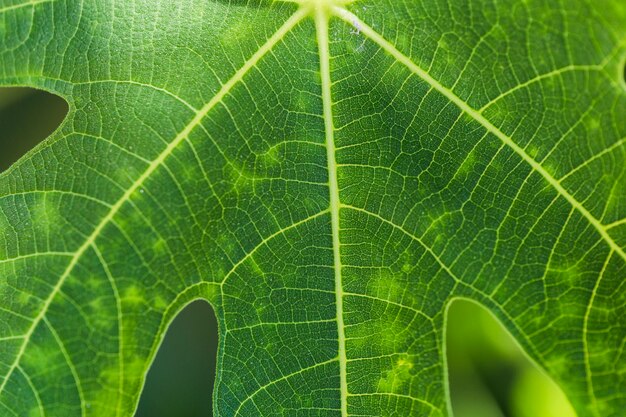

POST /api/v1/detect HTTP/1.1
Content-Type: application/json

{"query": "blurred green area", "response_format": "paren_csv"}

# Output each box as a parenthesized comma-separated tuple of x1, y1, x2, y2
(446, 299, 577, 417)
(0, 88, 578, 417)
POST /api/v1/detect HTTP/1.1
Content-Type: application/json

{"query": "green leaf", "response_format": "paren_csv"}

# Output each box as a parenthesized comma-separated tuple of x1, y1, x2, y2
(1, 0, 625, 415)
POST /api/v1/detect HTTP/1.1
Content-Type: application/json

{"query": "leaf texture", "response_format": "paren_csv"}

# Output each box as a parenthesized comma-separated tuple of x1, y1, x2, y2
(1, 0, 625, 416)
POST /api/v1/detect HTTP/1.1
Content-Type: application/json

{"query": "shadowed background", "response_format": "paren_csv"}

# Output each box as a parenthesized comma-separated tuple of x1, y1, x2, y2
(0, 87, 578, 417)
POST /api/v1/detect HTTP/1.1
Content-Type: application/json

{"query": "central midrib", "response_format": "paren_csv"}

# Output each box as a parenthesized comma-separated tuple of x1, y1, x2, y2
(314, 7, 349, 417)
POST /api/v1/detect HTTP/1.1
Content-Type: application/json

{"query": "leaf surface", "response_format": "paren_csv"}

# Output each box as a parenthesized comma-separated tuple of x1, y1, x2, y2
(1, 0, 625, 416)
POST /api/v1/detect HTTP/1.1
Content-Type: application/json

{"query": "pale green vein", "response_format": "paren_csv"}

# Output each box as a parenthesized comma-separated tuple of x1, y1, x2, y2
(341, 203, 460, 284)
(0, 252, 74, 265)
(583, 249, 613, 416)
(43, 316, 85, 416)
(478, 64, 605, 112)
(606, 217, 626, 230)
(226, 318, 338, 333)
(72, 79, 198, 112)
(0, 7, 308, 397)
(342, 291, 434, 323)
(233, 357, 339, 416)
(0, 190, 113, 208)
(16, 365, 45, 417)
(31, 74, 197, 113)
(0, 0, 52, 14)
(92, 244, 124, 417)
(315, 7, 349, 417)
(219, 209, 329, 287)
(0, 335, 24, 342)
(559, 135, 626, 183)
(334, 6, 626, 264)
(0, 306, 34, 321)
(0, 401, 18, 417)
(348, 392, 440, 414)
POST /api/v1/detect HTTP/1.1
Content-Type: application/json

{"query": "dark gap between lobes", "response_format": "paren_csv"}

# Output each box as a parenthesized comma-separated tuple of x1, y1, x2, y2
(0, 87, 68, 172)
(446, 298, 577, 417)
(135, 300, 218, 417)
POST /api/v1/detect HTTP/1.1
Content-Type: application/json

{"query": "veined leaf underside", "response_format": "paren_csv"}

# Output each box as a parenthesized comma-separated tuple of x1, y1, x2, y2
(0, 0, 625, 416)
